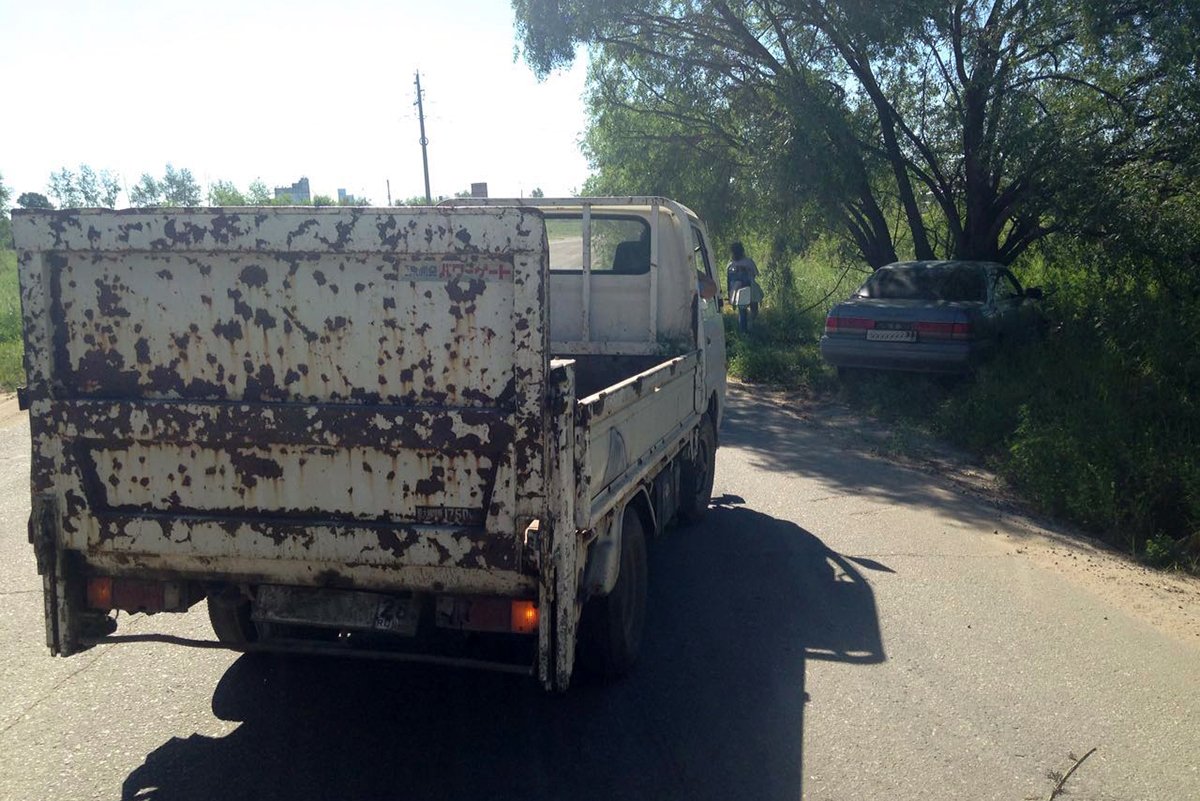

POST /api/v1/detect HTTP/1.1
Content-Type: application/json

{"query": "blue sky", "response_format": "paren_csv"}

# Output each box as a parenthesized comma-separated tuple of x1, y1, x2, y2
(0, 0, 591, 204)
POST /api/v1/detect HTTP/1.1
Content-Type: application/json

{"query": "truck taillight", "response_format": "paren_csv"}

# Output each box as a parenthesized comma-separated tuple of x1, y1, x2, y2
(86, 576, 171, 613)
(436, 596, 539, 635)
(511, 601, 539, 634)
(825, 316, 875, 334)
(914, 321, 973, 340)
(87, 577, 113, 610)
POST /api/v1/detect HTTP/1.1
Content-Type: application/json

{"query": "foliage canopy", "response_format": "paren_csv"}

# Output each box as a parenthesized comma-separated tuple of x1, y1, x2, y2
(47, 165, 121, 209)
(129, 164, 203, 207)
(16, 192, 53, 210)
(515, 0, 1200, 267)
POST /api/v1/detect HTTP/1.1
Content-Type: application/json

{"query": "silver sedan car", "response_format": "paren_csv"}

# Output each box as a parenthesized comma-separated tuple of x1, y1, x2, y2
(819, 260, 1043, 375)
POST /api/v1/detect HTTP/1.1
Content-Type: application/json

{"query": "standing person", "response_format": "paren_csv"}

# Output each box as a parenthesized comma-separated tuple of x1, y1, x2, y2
(726, 241, 760, 333)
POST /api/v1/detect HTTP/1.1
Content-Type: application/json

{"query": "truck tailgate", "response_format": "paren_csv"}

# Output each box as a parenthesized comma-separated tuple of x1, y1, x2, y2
(16, 208, 548, 595)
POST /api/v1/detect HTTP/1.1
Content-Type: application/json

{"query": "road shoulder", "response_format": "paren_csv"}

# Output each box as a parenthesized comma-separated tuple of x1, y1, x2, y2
(728, 382, 1200, 646)
(0, 393, 22, 429)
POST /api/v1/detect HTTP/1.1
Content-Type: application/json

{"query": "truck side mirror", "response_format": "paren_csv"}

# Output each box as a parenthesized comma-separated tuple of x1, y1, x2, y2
(1024, 287, 1044, 300)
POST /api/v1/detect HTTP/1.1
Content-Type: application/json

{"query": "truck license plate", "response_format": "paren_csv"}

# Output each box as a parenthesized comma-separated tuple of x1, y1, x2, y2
(374, 597, 419, 635)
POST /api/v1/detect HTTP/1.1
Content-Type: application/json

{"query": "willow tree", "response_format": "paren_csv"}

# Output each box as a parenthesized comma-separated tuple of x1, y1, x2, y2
(514, 0, 1190, 267)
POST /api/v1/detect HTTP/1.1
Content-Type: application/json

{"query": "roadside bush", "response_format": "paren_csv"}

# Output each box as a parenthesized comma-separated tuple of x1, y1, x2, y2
(994, 301, 1200, 555)
(0, 249, 23, 390)
(723, 299, 835, 391)
(934, 285, 1199, 564)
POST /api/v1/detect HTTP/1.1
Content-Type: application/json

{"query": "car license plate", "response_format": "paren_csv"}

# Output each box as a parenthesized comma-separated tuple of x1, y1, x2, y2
(866, 329, 917, 342)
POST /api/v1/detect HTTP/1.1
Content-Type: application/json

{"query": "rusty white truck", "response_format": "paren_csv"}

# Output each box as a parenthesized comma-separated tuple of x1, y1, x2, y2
(12, 196, 725, 690)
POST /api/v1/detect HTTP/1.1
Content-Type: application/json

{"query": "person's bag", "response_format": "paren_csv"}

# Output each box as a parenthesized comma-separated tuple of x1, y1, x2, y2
(732, 282, 763, 308)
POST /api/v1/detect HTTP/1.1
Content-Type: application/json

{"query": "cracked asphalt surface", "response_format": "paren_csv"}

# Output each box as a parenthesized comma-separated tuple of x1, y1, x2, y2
(1, 388, 1197, 800)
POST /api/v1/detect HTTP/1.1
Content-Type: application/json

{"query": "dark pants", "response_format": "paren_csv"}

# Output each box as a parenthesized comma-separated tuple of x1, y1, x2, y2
(737, 303, 759, 332)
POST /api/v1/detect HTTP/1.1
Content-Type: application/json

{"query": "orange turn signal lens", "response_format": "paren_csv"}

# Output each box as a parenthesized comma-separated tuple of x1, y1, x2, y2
(510, 601, 539, 634)
(87, 577, 113, 610)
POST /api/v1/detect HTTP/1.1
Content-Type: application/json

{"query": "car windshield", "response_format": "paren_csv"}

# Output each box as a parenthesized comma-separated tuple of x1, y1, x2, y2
(857, 265, 987, 302)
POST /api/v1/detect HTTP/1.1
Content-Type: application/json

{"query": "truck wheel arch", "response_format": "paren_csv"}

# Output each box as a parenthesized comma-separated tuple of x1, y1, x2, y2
(575, 503, 649, 679)
(581, 486, 655, 600)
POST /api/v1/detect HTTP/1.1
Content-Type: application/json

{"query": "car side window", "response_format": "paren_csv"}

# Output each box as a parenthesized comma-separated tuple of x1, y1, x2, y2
(994, 270, 1023, 301)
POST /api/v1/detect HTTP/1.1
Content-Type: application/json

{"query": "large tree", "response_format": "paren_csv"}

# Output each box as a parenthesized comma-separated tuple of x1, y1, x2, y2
(515, 0, 1195, 267)
(129, 164, 202, 207)
(17, 192, 54, 209)
(47, 164, 121, 208)
(246, 180, 274, 205)
(207, 180, 247, 206)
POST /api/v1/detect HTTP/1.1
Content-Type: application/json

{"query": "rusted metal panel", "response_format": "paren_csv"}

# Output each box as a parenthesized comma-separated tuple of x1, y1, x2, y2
(47, 250, 521, 405)
(46, 400, 514, 450)
(540, 360, 582, 690)
(88, 514, 516, 570)
(82, 551, 536, 597)
(15, 208, 540, 405)
(14, 207, 549, 598)
(92, 443, 494, 521)
(13, 207, 539, 255)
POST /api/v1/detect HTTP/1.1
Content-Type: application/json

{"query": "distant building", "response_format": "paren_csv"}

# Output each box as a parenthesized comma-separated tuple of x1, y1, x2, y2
(274, 177, 311, 204)
(337, 188, 357, 205)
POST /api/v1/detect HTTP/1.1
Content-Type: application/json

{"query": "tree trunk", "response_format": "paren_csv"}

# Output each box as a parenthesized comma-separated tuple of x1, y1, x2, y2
(959, 79, 1002, 261)
(853, 66, 937, 261)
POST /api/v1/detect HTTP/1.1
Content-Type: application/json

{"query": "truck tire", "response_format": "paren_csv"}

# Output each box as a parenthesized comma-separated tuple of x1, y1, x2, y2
(678, 415, 716, 523)
(577, 506, 648, 679)
(207, 593, 257, 645)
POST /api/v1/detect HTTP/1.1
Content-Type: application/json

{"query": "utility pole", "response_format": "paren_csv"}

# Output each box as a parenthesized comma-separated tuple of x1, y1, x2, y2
(414, 71, 432, 203)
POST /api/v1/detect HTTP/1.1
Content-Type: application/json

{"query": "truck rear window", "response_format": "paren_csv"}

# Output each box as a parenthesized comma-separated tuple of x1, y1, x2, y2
(546, 216, 651, 274)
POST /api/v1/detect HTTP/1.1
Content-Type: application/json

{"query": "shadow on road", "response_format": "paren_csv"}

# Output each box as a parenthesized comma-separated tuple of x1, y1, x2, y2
(122, 503, 883, 801)
(723, 390, 1003, 529)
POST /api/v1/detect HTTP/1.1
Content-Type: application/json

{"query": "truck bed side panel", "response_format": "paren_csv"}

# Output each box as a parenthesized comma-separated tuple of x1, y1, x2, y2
(580, 353, 701, 523)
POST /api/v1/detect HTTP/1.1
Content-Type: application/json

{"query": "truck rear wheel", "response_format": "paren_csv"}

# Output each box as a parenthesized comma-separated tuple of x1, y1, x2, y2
(577, 506, 648, 679)
(679, 415, 716, 523)
(207, 592, 257, 645)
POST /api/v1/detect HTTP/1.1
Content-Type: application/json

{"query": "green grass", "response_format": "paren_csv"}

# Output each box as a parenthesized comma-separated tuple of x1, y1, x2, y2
(0, 249, 23, 391)
(724, 307, 835, 391)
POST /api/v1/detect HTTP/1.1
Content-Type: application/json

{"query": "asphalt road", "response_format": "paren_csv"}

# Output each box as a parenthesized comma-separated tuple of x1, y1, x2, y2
(1, 389, 1197, 801)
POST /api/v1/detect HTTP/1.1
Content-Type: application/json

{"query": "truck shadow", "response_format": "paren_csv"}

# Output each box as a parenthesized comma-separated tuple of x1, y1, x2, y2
(121, 503, 883, 801)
